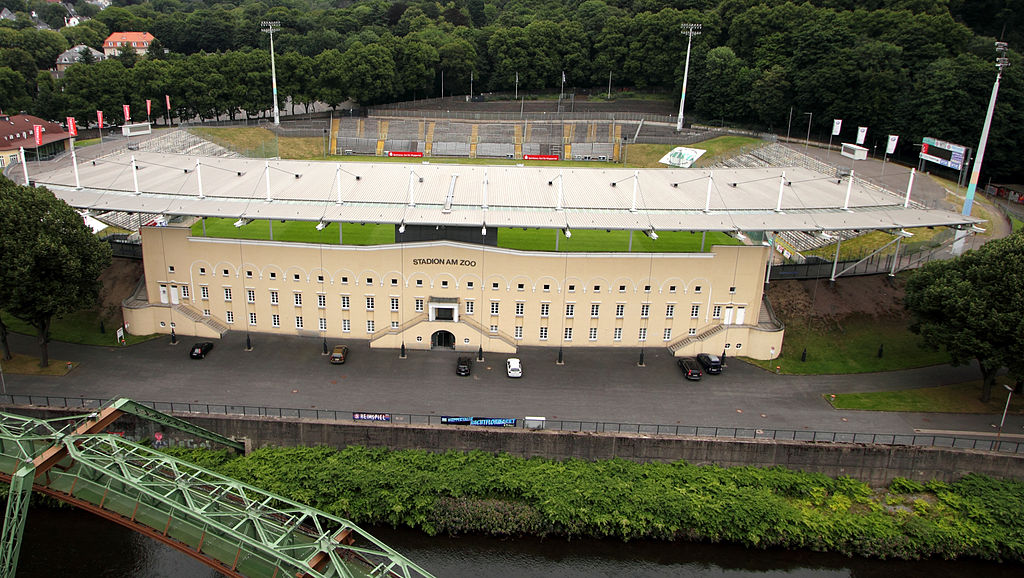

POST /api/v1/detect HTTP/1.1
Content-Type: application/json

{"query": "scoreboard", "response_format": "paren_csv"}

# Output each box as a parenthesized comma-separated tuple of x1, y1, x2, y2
(919, 137, 967, 171)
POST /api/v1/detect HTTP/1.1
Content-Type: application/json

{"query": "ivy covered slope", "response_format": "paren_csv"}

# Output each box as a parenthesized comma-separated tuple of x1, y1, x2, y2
(167, 446, 1024, 561)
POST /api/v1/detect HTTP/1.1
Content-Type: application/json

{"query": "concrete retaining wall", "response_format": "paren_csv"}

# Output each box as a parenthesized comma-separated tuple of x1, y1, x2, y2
(9, 406, 1023, 486)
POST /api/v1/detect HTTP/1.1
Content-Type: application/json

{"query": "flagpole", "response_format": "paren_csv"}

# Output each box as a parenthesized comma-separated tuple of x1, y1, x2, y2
(515, 72, 518, 100)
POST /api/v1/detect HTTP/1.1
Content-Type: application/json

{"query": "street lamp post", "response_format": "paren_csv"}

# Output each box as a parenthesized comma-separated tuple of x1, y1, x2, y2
(676, 23, 701, 132)
(997, 384, 1015, 443)
(954, 41, 1010, 255)
(803, 112, 813, 152)
(261, 21, 281, 127)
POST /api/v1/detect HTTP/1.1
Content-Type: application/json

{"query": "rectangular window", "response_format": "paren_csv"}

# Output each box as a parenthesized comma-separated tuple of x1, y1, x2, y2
(490, 301, 499, 315)
(492, 282, 499, 290)
(589, 327, 598, 341)
(366, 320, 375, 333)
(249, 312, 257, 326)
(295, 316, 303, 329)
(591, 304, 600, 318)
(490, 324, 498, 333)
(245, 270, 252, 278)
(515, 302, 524, 316)
(317, 275, 323, 283)
(319, 318, 327, 331)
(342, 295, 350, 310)
(666, 304, 675, 318)
(180, 285, 189, 298)
(203, 309, 210, 317)
(391, 297, 399, 312)
(247, 289, 255, 303)
(272, 314, 280, 328)
(391, 320, 399, 329)
(689, 328, 697, 335)
(713, 305, 722, 319)
(467, 282, 474, 289)
(695, 285, 702, 293)
(540, 303, 550, 317)
(223, 288, 232, 301)
(465, 300, 474, 314)
(640, 304, 650, 318)
(565, 303, 574, 318)
(691, 304, 700, 318)
(663, 328, 672, 341)
(638, 327, 647, 341)
(729, 286, 737, 293)
(294, 293, 302, 306)
(391, 278, 398, 286)
(416, 299, 424, 312)
(539, 327, 548, 340)
(225, 311, 234, 324)
(616, 304, 624, 318)
(514, 326, 523, 339)
(318, 294, 326, 308)
(270, 290, 278, 305)
(613, 327, 622, 341)
(366, 296, 374, 310)
(564, 327, 573, 341)
(342, 319, 351, 332)
(269, 272, 276, 280)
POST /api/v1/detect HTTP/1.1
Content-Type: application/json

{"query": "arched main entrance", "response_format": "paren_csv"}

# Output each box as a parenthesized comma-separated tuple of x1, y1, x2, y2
(431, 330, 455, 350)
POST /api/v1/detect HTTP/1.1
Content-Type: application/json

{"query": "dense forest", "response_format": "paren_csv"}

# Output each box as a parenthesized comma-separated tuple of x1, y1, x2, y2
(1, 0, 1021, 180)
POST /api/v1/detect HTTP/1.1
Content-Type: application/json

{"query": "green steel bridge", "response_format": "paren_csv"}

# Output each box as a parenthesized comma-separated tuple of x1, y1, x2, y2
(0, 399, 434, 578)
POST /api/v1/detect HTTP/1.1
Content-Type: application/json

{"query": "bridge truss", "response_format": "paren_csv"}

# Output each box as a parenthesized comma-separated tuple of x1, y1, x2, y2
(0, 399, 434, 578)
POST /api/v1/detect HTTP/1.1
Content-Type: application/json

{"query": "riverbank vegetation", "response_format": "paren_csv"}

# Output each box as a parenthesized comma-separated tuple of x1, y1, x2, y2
(165, 445, 1024, 562)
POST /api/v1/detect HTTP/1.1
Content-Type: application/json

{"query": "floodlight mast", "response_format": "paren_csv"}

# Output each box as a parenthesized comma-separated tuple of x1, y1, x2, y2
(954, 41, 1010, 255)
(676, 23, 701, 132)
(261, 21, 281, 127)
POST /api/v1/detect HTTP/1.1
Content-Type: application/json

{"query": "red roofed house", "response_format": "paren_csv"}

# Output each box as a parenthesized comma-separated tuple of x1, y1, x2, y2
(103, 32, 156, 57)
(0, 113, 71, 169)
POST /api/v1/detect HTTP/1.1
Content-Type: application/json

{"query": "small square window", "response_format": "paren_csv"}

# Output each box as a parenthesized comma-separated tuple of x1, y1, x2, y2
(735, 343, 742, 349)
(199, 267, 206, 275)
(391, 278, 398, 286)
(619, 285, 626, 292)
(489, 325, 498, 333)
(568, 284, 575, 292)
(269, 272, 276, 280)
(223, 269, 230, 276)
(441, 280, 449, 288)
(168, 266, 175, 273)
(694, 285, 702, 293)
(492, 282, 499, 290)
(516, 283, 524, 290)
(724, 343, 731, 349)
(669, 285, 676, 293)
(246, 270, 253, 278)
(644, 285, 651, 292)
(688, 328, 697, 335)
(341, 276, 348, 284)
(392, 320, 400, 329)
(416, 279, 424, 287)
(729, 286, 737, 293)
(203, 309, 210, 317)
(293, 274, 300, 281)
(467, 281, 474, 289)
(366, 277, 373, 285)
(593, 285, 600, 292)
(543, 284, 550, 291)
(317, 275, 324, 282)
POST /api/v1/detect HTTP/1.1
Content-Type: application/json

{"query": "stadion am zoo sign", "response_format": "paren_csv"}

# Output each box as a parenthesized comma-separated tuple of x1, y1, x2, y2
(658, 147, 706, 168)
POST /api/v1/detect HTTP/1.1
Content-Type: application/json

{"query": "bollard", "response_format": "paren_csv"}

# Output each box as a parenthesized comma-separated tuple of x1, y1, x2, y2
(801, 348, 807, 362)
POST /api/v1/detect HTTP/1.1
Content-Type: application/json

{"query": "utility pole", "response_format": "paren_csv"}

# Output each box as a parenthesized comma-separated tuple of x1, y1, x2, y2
(261, 21, 281, 126)
(676, 23, 701, 132)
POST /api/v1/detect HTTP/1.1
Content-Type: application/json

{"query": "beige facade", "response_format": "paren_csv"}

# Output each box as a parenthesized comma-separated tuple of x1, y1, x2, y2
(126, 226, 783, 360)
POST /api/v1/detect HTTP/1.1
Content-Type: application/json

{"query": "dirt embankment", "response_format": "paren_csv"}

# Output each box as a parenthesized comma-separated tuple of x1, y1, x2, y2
(96, 258, 143, 319)
(767, 275, 908, 329)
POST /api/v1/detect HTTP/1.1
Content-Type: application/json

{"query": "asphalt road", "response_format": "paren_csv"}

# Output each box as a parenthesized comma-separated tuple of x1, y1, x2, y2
(3, 331, 1020, 440)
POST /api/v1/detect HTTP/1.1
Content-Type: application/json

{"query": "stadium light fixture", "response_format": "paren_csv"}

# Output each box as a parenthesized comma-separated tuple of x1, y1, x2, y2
(563, 228, 572, 238)
(315, 221, 327, 231)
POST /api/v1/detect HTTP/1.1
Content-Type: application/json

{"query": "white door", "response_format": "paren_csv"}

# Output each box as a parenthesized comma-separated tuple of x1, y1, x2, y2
(724, 306, 734, 325)
(735, 306, 746, 325)
(159, 285, 168, 304)
(170, 286, 179, 305)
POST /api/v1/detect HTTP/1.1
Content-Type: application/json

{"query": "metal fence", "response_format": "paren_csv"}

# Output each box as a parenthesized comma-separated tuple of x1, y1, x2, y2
(3, 395, 1020, 454)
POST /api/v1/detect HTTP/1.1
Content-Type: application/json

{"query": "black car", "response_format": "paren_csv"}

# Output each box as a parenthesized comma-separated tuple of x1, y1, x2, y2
(696, 353, 723, 374)
(677, 357, 703, 381)
(456, 356, 473, 376)
(189, 342, 214, 359)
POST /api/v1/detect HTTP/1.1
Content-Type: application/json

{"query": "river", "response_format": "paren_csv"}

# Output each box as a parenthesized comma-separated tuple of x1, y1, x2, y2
(16, 508, 1021, 577)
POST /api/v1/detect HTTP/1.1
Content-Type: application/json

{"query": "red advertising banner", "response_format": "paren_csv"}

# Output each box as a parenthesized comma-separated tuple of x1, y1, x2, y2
(523, 154, 559, 161)
(165, 94, 171, 110)
(97, 110, 103, 128)
(387, 151, 423, 157)
(33, 125, 42, 146)
(66, 117, 77, 137)
(123, 104, 130, 123)
(146, 99, 151, 116)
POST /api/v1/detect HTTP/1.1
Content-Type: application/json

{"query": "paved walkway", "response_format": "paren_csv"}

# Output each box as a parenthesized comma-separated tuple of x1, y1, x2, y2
(3, 331, 1019, 440)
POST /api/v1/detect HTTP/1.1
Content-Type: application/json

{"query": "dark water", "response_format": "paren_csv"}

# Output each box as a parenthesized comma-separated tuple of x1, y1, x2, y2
(16, 508, 1023, 577)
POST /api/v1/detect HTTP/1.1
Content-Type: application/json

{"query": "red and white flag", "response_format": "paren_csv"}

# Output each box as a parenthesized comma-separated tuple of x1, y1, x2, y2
(97, 110, 104, 128)
(146, 99, 152, 116)
(123, 104, 130, 123)
(165, 94, 171, 110)
(33, 125, 42, 146)
(66, 117, 78, 137)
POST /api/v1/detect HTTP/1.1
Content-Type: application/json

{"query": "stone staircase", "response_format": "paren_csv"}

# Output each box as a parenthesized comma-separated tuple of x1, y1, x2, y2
(459, 315, 518, 351)
(173, 302, 229, 335)
(667, 324, 725, 353)
(369, 313, 428, 346)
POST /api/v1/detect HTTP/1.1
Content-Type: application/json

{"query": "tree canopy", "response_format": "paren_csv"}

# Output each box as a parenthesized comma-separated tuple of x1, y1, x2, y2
(904, 230, 1024, 402)
(0, 177, 112, 367)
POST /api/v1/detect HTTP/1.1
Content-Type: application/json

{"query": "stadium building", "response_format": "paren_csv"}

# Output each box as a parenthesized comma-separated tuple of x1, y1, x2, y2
(26, 139, 980, 360)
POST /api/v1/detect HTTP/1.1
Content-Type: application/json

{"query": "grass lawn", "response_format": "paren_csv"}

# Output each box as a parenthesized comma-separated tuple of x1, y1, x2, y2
(1, 353, 74, 375)
(804, 227, 951, 261)
(74, 137, 101, 147)
(192, 218, 393, 245)
(744, 317, 951, 375)
(827, 379, 1023, 414)
(1011, 213, 1023, 232)
(623, 136, 762, 168)
(3, 310, 157, 347)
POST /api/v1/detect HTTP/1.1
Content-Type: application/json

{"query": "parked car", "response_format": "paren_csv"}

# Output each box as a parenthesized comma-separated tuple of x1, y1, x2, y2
(329, 345, 349, 364)
(696, 353, 723, 374)
(456, 356, 473, 376)
(506, 357, 523, 378)
(189, 342, 214, 359)
(677, 357, 703, 381)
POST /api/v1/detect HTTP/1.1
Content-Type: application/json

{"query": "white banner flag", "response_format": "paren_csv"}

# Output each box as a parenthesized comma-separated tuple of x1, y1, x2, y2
(886, 134, 899, 155)
(832, 119, 842, 136)
(856, 126, 868, 145)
